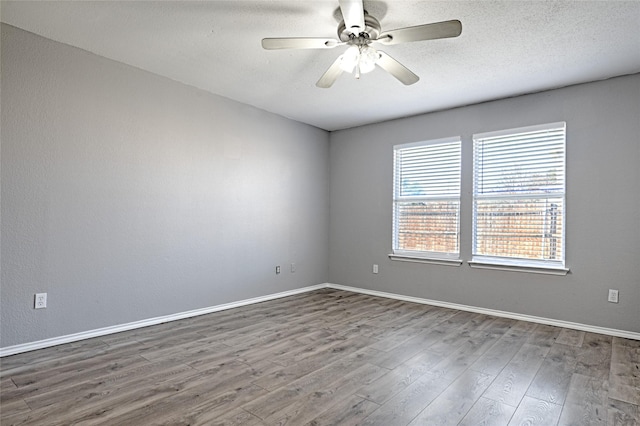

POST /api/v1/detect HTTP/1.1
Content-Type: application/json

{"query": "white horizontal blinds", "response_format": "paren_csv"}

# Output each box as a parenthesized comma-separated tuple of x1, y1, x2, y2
(394, 138, 461, 256)
(397, 142, 461, 197)
(473, 123, 566, 265)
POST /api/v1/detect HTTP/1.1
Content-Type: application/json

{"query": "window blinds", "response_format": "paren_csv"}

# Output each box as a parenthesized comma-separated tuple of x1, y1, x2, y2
(393, 138, 461, 257)
(473, 123, 566, 266)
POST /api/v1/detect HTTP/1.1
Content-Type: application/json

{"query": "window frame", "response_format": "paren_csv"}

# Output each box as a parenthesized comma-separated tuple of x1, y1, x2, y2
(471, 122, 568, 274)
(391, 136, 462, 265)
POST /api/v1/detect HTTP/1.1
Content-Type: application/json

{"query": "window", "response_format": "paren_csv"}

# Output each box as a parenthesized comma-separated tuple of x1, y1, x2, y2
(472, 122, 566, 270)
(392, 137, 461, 261)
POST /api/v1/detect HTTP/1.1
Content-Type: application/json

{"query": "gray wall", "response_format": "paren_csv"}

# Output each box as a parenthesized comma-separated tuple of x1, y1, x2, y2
(329, 74, 640, 333)
(1, 24, 330, 348)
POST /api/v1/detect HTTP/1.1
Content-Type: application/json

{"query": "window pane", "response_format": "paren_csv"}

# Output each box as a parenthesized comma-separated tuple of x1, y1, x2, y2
(474, 198, 563, 261)
(395, 201, 460, 253)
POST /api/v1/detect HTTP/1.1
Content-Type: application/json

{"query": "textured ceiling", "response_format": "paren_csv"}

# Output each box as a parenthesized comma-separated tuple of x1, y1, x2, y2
(2, 1, 640, 131)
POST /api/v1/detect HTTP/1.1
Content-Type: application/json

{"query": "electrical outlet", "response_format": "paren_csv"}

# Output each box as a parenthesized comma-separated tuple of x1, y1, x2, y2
(275, 265, 281, 274)
(373, 264, 379, 274)
(290, 263, 296, 273)
(608, 289, 619, 303)
(35, 293, 47, 309)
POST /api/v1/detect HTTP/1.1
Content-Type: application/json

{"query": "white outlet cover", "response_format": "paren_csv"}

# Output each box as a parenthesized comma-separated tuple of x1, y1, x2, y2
(35, 293, 47, 309)
(608, 289, 619, 303)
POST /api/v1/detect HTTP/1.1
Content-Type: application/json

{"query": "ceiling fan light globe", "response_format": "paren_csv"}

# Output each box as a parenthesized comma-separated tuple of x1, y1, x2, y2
(358, 45, 378, 74)
(339, 45, 359, 72)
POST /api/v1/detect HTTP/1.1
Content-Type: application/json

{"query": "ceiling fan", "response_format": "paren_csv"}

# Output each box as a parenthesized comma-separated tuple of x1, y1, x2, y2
(261, 0, 462, 88)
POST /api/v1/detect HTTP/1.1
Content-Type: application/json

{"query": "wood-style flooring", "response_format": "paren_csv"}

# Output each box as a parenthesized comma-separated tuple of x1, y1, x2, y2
(1, 288, 639, 425)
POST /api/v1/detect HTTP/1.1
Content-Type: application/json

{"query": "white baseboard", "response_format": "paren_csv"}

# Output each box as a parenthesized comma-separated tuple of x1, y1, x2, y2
(326, 283, 640, 341)
(2, 282, 637, 357)
(0, 284, 327, 357)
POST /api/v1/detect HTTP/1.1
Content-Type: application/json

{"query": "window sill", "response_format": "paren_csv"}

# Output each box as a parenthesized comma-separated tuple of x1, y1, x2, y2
(468, 260, 569, 276)
(388, 254, 463, 267)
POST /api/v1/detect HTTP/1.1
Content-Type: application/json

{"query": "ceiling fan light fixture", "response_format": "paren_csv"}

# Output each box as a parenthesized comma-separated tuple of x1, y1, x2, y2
(339, 44, 379, 76)
(339, 45, 359, 72)
(358, 44, 379, 74)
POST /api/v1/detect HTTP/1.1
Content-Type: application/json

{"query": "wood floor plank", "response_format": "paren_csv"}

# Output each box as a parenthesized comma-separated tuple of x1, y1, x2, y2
(1, 377, 17, 391)
(270, 334, 349, 367)
(100, 383, 268, 425)
(356, 363, 427, 404)
(89, 357, 276, 425)
(428, 331, 502, 380)
(482, 343, 550, 407)
(351, 329, 435, 370)
(137, 337, 232, 363)
(0, 397, 31, 419)
(407, 369, 494, 425)
(207, 408, 267, 426)
(375, 304, 441, 331)
(357, 306, 419, 331)
(268, 362, 388, 424)
(16, 361, 198, 421)
(303, 395, 380, 426)
(1, 337, 111, 372)
(574, 332, 612, 380)
(291, 328, 335, 346)
(251, 336, 376, 392)
(9, 344, 148, 388)
(613, 337, 640, 349)
(526, 324, 562, 348)
(369, 324, 467, 370)
(607, 398, 640, 425)
(470, 321, 536, 376)
(244, 343, 381, 420)
(240, 330, 326, 365)
(401, 350, 447, 380)
(368, 325, 425, 352)
(358, 372, 454, 425)
(3, 353, 151, 403)
(557, 373, 608, 426)
(481, 317, 519, 334)
(556, 329, 586, 347)
(6, 367, 200, 426)
(458, 396, 517, 426)
(444, 311, 486, 328)
(508, 396, 563, 426)
(526, 343, 579, 405)
(326, 301, 412, 333)
(0, 340, 144, 381)
(609, 340, 640, 405)
(427, 328, 477, 358)
(21, 359, 196, 411)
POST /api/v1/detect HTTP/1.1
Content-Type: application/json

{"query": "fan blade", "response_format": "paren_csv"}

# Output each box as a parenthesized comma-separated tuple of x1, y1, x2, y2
(339, 0, 365, 35)
(262, 38, 342, 50)
(376, 51, 419, 85)
(377, 20, 462, 45)
(316, 56, 345, 88)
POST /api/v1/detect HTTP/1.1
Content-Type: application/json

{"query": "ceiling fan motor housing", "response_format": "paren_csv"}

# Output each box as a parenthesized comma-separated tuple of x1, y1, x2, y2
(338, 13, 381, 41)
